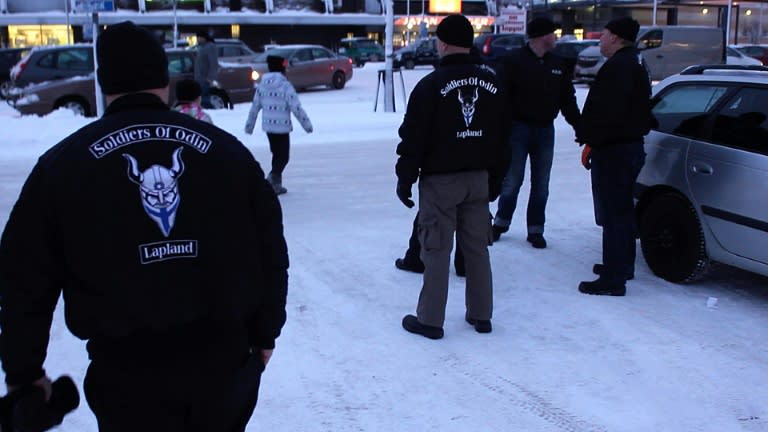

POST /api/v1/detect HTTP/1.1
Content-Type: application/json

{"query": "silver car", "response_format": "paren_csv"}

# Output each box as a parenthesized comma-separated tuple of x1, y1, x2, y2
(634, 65, 768, 282)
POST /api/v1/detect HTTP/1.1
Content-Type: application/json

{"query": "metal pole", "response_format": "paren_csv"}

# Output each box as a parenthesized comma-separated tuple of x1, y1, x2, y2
(93, 12, 105, 117)
(726, 0, 733, 45)
(384, 0, 395, 112)
(173, 0, 178, 48)
(65, 0, 71, 44)
(652, 0, 658, 26)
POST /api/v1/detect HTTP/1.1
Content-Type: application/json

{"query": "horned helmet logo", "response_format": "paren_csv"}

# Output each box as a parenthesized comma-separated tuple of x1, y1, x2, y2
(123, 147, 185, 237)
(458, 86, 479, 128)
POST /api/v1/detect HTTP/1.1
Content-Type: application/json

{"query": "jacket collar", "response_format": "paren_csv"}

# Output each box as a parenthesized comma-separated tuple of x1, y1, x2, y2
(439, 53, 476, 66)
(104, 93, 170, 117)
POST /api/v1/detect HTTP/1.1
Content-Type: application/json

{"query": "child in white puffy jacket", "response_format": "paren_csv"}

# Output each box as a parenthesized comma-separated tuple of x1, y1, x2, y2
(245, 55, 313, 195)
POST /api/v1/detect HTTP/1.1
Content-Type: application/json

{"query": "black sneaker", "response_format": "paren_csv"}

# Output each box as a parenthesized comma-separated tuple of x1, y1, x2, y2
(592, 263, 634, 280)
(491, 225, 508, 242)
(395, 258, 424, 273)
(578, 279, 626, 296)
(402, 315, 443, 339)
(526, 233, 547, 249)
(465, 316, 492, 333)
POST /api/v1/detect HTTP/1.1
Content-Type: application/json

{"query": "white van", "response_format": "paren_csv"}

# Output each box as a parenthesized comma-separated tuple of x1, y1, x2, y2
(637, 26, 724, 80)
(575, 25, 725, 82)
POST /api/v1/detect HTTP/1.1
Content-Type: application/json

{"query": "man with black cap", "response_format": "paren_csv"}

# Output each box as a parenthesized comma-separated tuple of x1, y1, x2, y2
(396, 14, 507, 339)
(195, 30, 219, 108)
(577, 16, 653, 296)
(490, 16, 582, 248)
(0, 21, 288, 431)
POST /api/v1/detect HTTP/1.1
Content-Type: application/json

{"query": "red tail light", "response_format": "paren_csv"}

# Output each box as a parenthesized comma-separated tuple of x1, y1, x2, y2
(482, 37, 491, 55)
(10, 57, 29, 80)
(348, 58, 353, 65)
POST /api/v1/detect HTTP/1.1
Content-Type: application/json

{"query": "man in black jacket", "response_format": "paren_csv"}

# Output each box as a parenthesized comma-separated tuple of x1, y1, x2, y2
(0, 21, 288, 431)
(491, 17, 582, 248)
(578, 16, 652, 296)
(396, 15, 507, 339)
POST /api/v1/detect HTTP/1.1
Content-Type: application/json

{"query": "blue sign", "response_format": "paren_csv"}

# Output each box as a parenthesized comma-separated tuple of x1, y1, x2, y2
(75, 0, 116, 12)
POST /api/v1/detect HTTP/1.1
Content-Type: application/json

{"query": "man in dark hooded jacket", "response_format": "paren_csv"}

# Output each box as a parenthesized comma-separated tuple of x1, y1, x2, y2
(0, 21, 288, 431)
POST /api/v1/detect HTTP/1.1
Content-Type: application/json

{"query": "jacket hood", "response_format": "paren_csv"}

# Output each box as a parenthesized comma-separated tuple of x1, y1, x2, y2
(260, 71, 288, 89)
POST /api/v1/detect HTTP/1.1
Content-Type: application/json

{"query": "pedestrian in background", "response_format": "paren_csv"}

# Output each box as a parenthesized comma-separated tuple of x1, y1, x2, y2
(173, 78, 213, 123)
(245, 55, 313, 196)
(396, 14, 507, 339)
(578, 16, 653, 296)
(0, 21, 289, 431)
(490, 17, 582, 248)
(195, 30, 219, 108)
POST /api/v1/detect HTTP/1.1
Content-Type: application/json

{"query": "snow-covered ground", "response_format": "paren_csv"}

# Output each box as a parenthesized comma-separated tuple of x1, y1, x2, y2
(1, 63, 767, 432)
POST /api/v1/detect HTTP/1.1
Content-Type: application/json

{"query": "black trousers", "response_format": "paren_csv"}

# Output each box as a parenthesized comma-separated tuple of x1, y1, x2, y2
(84, 354, 264, 432)
(267, 133, 290, 178)
(404, 212, 465, 273)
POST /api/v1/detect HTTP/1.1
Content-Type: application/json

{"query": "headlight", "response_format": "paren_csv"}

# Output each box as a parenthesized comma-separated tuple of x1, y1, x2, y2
(250, 70, 260, 82)
(395, 54, 402, 61)
(211, 80, 220, 88)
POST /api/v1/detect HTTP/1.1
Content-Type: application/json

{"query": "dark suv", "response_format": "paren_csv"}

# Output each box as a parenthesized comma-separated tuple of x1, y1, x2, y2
(392, 38, 438, 69)
(473, 33, 526, 65)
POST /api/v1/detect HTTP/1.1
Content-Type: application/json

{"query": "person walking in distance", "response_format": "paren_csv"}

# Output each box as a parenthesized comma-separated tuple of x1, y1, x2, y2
(0, 21, 289, 431)
(578, 16, 653, 296)
(396, 15, 507, 339)
(194, 30, 219, 108)
(490, 17, 582, 248)
(245, 55, 313, 195)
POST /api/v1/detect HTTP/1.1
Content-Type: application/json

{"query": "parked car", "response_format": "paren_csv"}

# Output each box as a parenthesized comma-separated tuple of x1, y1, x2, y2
(726, 46, 763, 65)
(8, 48, 257, 117)
(338, 37, 384, 67)
(7, 44, 94, 92)
(0, 47, 29, 98)
(392, 38, 439, 69)
(251, 44, 353, 90)
(552, 39, 599, 66)
(213, 38, 261, 64)
(634, 64, 768, 283)
(732, 44, 768, 65)
(473, 32, 526, 65)
(575, 26, 725, 83)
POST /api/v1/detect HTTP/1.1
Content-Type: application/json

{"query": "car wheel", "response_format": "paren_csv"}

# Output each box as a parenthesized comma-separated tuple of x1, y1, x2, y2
(208, 91, 229, 110)
(55, 98, 90, 117)
(331, 71, 346, 90)
(404, 59, 416, 70)
(0, 81, 12, 100)
(639, 193, 709, 283)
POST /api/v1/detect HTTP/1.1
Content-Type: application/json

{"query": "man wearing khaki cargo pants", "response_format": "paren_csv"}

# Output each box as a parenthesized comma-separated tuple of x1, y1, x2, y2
(395, 15, 507, 339)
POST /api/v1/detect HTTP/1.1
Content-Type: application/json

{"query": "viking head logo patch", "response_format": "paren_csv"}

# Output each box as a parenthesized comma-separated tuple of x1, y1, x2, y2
(123, 147, 185, 237)
(458, 87, 479, 127)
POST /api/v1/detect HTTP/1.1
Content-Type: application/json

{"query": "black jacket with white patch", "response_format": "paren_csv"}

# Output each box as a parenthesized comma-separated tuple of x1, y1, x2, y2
(0, 93, 288, 386)
(396, 53, 508, 194)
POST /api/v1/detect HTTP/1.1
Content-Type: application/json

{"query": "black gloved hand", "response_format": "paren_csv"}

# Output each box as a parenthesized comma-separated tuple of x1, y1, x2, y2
(396, 183, 415, 208)
(0, 376, 80, 432)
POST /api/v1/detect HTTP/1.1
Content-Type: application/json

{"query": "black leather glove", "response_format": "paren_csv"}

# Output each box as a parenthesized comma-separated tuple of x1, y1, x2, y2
(396, 182, 415, 208)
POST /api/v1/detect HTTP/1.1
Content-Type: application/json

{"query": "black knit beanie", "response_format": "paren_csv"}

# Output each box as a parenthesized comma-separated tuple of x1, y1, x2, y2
(97, 21, 169, 95)
(436, 15, 474, 49)
(527, 17, 557, 39)
(267, 55, 286, 73)
(175, 78, 202, 102)
(605, 17, 640, 42)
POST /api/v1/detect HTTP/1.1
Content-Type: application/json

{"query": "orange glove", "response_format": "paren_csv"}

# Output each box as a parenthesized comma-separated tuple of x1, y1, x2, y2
(581, 145, 592, 170)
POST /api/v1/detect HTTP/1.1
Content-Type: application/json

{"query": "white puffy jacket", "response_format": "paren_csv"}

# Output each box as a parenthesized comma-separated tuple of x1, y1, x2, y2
(244, 72, 313, 135)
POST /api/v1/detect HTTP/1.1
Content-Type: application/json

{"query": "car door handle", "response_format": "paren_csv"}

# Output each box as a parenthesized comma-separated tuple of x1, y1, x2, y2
(656, 54, 664, 58)
(691, 163, 713, 175)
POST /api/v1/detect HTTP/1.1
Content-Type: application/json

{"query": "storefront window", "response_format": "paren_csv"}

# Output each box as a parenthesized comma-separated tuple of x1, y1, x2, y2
(7, 25, 73, 47)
